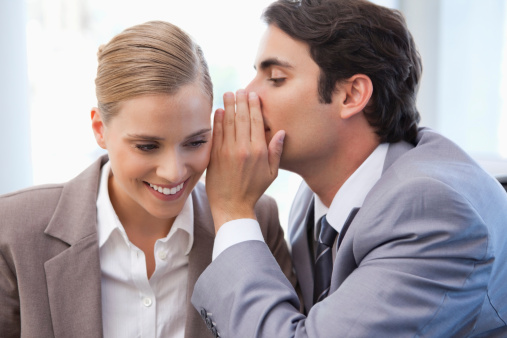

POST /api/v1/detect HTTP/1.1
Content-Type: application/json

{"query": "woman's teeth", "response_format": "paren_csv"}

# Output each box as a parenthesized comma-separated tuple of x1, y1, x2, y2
(149, 182, 184, 195)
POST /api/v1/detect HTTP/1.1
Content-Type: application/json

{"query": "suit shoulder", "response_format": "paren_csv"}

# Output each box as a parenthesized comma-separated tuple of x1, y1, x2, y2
(191, 181, 210, 211)
(255, 194, 278, 218)
(254, 194, 280, 235)
(0, 184, 64, 242)
(257, 193, 276, 207)
(0, 183, 63, 210)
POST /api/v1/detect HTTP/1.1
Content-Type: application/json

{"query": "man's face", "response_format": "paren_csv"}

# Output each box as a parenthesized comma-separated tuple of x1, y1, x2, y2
(246, 24, 343, 174)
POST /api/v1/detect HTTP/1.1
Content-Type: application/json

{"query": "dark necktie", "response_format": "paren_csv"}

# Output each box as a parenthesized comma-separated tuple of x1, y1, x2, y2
(313, 215, 338, 304)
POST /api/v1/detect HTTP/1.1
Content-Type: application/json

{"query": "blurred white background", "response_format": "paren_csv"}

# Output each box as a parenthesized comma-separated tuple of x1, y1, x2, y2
(1, 0, 506, 231)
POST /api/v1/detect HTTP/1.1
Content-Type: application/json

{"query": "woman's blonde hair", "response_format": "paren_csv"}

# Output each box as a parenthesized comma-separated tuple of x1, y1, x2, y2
(95, 20, 213, 123)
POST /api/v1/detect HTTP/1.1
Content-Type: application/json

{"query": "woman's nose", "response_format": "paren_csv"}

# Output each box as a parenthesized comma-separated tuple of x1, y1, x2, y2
(156, 151, 187, 184)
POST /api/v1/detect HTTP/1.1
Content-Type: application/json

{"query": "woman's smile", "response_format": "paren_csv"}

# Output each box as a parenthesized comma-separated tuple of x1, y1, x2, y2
(145, 179, 188, 201)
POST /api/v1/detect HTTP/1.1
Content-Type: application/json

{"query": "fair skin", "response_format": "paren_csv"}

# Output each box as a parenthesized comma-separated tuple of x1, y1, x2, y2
(206, 24, 378, 231)
(91, 83, 212, 278)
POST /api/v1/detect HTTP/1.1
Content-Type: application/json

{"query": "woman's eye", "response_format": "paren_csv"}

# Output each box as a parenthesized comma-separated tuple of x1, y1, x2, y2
(135, 144, 158, 152)
(187, 140, 208, 148)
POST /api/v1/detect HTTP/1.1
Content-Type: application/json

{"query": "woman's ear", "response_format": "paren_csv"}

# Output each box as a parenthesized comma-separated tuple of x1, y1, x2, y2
(338, 74, 373, 120)
(91, 108, 107, 149)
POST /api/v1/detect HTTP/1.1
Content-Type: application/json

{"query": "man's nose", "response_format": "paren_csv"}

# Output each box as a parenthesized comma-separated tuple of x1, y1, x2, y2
(245, 78, 257, 94)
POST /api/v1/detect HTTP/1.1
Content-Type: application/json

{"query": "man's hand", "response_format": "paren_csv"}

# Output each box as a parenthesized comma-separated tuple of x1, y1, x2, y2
(205, 90, 285, 232)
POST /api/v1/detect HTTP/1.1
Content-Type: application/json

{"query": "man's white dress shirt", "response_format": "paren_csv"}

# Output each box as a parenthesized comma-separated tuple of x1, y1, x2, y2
(213, 143, 388, 260)
(97, 161, 194, 338)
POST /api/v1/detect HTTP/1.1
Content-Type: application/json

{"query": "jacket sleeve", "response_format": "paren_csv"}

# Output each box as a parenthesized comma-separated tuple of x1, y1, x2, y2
(0, 248, 21, 338)
(255, 194, 297, 290)
(191, 177, 498, 337)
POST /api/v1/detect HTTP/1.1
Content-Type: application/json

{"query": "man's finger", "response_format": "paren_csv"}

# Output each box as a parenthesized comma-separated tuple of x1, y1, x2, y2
(211, 108, 224, 153)
(235, 89, 251, 146)
(249, 92, 266, 144)
(267, 130, 285, 176)
(223, 92, 236, 144)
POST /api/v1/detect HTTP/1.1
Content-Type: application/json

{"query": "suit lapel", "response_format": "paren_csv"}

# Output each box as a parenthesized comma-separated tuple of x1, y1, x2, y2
(43, 156, 106, 338)
(337, 207, 360, 249)
(333, 140, 413, 249)
(328, 140, 414, 294)
(329, 208, 361, 294)
(291, 198, 316, 314)
(184, 184, 216, 338)
(44, 236, 103, 337)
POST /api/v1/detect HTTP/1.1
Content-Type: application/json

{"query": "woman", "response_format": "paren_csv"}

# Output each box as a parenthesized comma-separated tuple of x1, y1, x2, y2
(0, 21, 295, 337)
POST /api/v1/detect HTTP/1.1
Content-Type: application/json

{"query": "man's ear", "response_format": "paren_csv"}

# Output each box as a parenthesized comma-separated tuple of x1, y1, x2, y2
(91, 107, 107, 149)
(338, 74, 373, 120)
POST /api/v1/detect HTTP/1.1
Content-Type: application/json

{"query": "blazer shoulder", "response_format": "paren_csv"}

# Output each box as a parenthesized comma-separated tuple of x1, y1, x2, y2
(191, 181, 208, 204)
(191, 182, 212, 219)
(1, 183, 63, 202)
(256, 193, 277, 209)
(255, 194, 277, 219)
(191, 182, 215, 237)
(0, 156, 105, 246)
(0, 184, 64, 219)
(0, 184, 64, 247)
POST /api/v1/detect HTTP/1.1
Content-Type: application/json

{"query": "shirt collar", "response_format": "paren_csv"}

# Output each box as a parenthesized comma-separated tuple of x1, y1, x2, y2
(313, 195, 329, 240)
(161, 192, 194, 255)
(97, 160, 126, 248)
(317, 143, 389, 233)
(96, 161, 194, 255)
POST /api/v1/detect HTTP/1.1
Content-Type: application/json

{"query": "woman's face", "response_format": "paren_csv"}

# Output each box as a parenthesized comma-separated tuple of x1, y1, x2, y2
(92, 83, 212, 224)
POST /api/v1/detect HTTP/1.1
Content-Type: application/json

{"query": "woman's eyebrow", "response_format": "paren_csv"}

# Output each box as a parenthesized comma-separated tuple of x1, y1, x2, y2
(126, 128, 211, 141)
(184, 128, 212, 139)
(126, 134, 165, 141)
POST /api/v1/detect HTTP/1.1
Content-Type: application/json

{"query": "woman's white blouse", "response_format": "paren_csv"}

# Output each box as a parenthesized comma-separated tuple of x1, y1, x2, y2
(96, 161, 194, 338)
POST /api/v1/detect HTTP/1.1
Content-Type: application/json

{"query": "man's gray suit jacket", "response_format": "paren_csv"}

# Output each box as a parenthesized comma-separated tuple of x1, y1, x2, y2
(0, 155, 295, 337)
(192, 128, 507, 337)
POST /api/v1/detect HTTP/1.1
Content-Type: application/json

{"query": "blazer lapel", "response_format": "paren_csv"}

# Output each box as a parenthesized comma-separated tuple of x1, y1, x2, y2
(44, 236, 103, 338)
(333, 140, 413, 251)
(328, 140, 414, 294)
(184, 184, 216, 338)
(43, 156, 106, 338)
(337, 207, 360, 250)
(291, 197, 316, 314)
(329, 207, 361, 290)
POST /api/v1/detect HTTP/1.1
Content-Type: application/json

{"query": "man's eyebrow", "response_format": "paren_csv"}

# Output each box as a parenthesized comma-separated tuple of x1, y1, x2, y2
(254, 58, 294, 71)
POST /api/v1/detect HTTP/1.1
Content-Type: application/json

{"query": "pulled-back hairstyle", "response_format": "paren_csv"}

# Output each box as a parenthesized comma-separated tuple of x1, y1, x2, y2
(263, 0, 422, 143)
(95, 21, 213, 123)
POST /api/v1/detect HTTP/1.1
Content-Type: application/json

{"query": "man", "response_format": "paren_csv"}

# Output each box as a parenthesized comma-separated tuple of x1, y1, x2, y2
(192, 0, 507, 336)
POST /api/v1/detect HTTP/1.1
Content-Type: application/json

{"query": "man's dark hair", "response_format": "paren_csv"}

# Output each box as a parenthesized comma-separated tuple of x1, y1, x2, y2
(263, 0, 422, 143)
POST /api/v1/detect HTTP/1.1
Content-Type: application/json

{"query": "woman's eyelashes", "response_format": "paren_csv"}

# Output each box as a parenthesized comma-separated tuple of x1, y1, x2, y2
(185, 139, 208, 148)
(135, 143, 159, 152)
(134, 139, 208, 153)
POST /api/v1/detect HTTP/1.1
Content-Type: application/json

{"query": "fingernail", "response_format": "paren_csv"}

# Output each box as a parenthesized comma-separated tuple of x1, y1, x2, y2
(249, 92, 258, 99)
(236, 89, 246, 96)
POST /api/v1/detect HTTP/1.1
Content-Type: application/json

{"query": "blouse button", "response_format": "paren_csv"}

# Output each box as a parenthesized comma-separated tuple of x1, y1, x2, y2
(143, 297, 152, 307)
